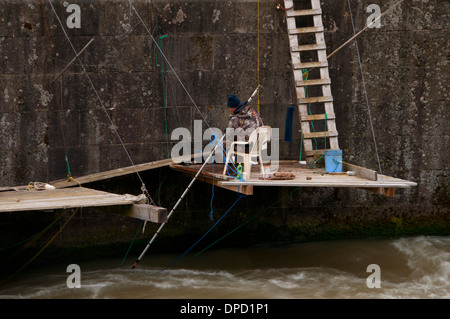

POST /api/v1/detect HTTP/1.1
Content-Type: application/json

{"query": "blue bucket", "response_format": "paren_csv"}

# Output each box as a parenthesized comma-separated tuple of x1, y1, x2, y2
(324, 150, 342, 173)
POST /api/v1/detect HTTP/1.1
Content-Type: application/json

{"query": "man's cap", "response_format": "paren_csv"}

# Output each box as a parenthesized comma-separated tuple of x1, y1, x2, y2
(227, 94, 241, 108)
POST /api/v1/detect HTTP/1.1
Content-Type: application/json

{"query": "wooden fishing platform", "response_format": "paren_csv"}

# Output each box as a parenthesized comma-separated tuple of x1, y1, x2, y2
(170, 160, 417, 197)
(0, 187, 167, 223)
(0, 154, 416, 221)
(0, 155, 201, 221)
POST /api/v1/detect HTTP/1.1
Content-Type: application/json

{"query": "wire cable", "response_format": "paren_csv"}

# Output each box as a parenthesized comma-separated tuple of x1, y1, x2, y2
(0, 210, 69, 251)
(127, 0, 212, 130)
(48, 0, 156, 204)
(195, 187, 301, 257)
(346, 0, 383, 175)
(158, 192, 245, 273)
(1, 208, 79, 284)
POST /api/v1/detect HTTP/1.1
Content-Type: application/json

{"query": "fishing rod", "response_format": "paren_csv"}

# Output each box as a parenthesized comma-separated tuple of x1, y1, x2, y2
(131, 86, 261, 269)
(327, 0, 404, 60)
(248, 85, 261, 104)
(131, 136, 223, 269)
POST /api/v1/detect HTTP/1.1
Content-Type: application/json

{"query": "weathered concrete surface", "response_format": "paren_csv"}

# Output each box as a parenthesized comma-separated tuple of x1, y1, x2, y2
(0, 0, 448, 266)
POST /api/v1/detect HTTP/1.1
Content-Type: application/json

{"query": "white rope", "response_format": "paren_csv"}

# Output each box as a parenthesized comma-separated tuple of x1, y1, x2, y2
(346, 0, 384, 175)
(48, 0, 156, 204)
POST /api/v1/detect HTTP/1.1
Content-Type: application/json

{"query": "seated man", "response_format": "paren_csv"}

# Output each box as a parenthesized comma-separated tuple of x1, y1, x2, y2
(223, 94, 264, 158)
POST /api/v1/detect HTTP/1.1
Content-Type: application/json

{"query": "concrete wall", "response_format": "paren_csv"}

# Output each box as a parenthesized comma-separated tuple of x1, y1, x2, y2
(0, 0, 448, 261)
(0, 0, 300, 185)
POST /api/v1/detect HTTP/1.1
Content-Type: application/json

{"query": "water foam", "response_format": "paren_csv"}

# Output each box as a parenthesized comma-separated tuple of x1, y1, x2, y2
(0, 236, 448, 299)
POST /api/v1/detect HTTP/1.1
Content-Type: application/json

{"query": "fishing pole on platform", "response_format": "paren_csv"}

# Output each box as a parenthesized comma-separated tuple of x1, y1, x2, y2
(248, 85, 262, 104)
(131, 85, 261, 269)
(131, 135, 224, 269)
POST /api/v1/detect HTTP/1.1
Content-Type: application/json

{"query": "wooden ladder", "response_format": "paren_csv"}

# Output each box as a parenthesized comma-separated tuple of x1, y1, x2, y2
(283, 0, 340, 164)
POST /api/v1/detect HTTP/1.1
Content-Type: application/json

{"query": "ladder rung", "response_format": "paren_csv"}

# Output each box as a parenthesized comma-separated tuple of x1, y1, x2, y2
(305, 149, 340, 157)
(287, 9, 322, 17)
(302, 131, 338, 139)
(293, 61, 328, 69)
(301, 113, 336, 121)
(299, 96, 333, 104)
(296, 78, 331, 86)
(291, 43, 327, 52)
(289, 26, 324, 34)
(298, 97, 333, 105)
(305, 149, 327, 156)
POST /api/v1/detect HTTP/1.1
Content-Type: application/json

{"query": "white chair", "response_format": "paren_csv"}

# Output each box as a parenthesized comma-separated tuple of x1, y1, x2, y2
(222, 126, 271, 179)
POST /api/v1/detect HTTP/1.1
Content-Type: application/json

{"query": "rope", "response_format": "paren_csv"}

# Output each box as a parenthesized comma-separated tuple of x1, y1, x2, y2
(299, 132, 303, 163)
(208, 147, 215, 222)
(296, 1, 398, 173)
(257, 0, 260, 113)
(67, 176, 82, 187)
(195, 187, 301, 257)
(223, 152, 238, 177)
(131, 135, 226, 269)
(0, 210, 69, 251)
(39, 1, 73, 179)
(156, 34, 170, 159)
(301, 69, 327, 169)
(346, 0, 383, 175)
(302, 69, 318, 150)
(119, 220, 144, 266)
(1, 208, 79, 284)
(58, 77, 73, 178)
(310, 113, 327, 169)
(65, 154, 72, 177)
(48, 0, 156, 206)
(149, 17, 183, 129)
(217, 134, 239, 177)
(131, 83, 258, 268)
(127, 0, 212, 131)
(158, 192, 245, 273)
(300, 0, 405, 82)
(153, 172, 167, 203)
(328, 0, 404, 61)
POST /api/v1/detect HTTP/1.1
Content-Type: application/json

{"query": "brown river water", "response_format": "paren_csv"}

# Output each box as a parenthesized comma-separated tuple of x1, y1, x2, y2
(0, 235, 448, 299)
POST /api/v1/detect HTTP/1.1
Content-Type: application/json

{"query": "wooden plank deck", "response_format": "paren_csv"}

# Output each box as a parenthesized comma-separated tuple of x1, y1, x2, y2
(0, 187, 145, 212)
(170, 160, 417, 197)
(0, 187, 168, 222)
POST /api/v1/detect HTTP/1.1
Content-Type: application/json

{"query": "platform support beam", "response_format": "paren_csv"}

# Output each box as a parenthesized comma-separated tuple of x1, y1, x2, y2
(117, 204, 168, 223)
(186, 172, 253, 196)
(363, 187, 395, 197)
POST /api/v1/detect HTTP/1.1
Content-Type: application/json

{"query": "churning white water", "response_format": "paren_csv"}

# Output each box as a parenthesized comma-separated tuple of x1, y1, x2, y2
(0, 236, 448, 299)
